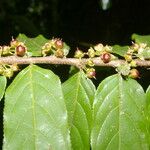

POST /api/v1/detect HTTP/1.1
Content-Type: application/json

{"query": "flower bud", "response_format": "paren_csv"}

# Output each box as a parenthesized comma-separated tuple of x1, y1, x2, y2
(3, 68, 14, 78)
(10, 38, 18, 48)
(11, 64, 19, 72)
(124, 54, 132, 62)
(86, 59, 94, 67)
(101, 52, 111, 63)
(74, 49, 84, 58)
(88, 48, 95, 58)
(55, 49, 64, 58)
(0, 65, 4, 74)
(16, 45, 27, 57)
(54, 39, 63, 49)
(129, 69, 140, 79)
(2, 46, 10, 55)
(86, 68, 96, 79)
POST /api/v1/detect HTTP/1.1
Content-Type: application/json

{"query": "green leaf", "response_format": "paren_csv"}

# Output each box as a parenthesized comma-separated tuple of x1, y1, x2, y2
(3, 65, 71, 150)
(146, 85, 150, 143)
(0, 76, 7, 101)
(62, 71, 96, 150)
(132, 34, 150, 46)
(17, 34, 48, 56)
(91, 74, 149, 150)
(112, 45, 128, 57)
(146, 86, 150, 104)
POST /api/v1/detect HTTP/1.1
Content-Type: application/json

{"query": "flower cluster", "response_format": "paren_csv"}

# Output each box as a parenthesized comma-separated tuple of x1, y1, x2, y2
(125, 42, 150, 61)
(41, 38, 69, 58)
(74, 44, 114, 60)
(74, 44, 117, 78)
(0, 38, 27, 78)
(0, 38, 27, 57)
(0, 64, 19, 78)
(116, 42, 150, 79)
(0, 37, 149, 79)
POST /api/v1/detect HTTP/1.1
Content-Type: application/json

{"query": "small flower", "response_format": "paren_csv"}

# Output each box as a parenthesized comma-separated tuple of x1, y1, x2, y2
(74, 48, 84, 58)
(94, 43, 104, 51)
(11, 64, 19, 72)
(10, 38, 18, 48)
(54, 39, 63, 49)
(86, 68, 96, 79)
(3, 68, 14, 78)
(116, 63, 131, 76)
(88, 48, 95, 58)
(2, 46, 11, 55)
(129, 69, 140, 79)
(103, 45, 112, 52)
(86, 59, 94, 67)
(55, 49, 64, 58)
(130, 60, 137, 67)
(124, 54, 132, 62)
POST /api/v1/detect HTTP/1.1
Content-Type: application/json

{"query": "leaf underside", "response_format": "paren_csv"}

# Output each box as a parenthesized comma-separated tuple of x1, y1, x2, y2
(17, 34, 48, 56)
(132, 34, 150, 46)
(112, 45, 128, 57)
(62, 72, 96, 150)
(3, 65, 71, 150)
(91, 74, 149, 150)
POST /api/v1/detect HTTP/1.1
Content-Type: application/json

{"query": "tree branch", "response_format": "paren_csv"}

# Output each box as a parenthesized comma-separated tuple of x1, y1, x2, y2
(0, 56, 150, 68)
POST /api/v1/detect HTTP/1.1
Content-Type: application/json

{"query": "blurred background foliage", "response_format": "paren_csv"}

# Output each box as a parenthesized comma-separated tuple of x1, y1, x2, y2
(1, 0, 150, 47)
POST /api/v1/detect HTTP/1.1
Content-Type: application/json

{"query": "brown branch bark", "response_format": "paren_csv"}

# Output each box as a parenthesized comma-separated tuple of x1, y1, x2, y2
(0, 56, 150, 68)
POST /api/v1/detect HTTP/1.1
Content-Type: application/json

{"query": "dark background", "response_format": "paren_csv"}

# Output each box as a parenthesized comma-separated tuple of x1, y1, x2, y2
(0, 0, 150, 147)
(1, 0, 150, 46)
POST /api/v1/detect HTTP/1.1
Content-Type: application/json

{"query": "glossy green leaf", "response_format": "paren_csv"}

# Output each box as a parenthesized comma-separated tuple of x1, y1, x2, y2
(62, 72, 96, 150)
(91, 74, 149, 150)
(17, 34, 48, 56)
(132, 34, 150, 46)
(0, 76, 7, 101)
(112, 45, 128, 57)
(3, 65, 71, 150)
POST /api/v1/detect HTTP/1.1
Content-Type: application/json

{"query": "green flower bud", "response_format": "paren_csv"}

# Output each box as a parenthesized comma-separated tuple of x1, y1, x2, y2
(2, 46, 10, 55)
(103, 45, 112, 52)
(74, 49, 84, 58)
(0, 65, 4, 74)
(11, 64, 19, 72)
(55, 49, 64, 58)
(3, 68, 14, 78)
(124, 54, 132, 62)
(88, 48, 95, 58)
(94, 43, 103, 51)
(130, 60, 137, 67)
(86, 59, 94, 67)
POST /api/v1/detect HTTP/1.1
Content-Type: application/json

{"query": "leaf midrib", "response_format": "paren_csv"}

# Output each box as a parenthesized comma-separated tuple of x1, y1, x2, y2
(71, 74, 84, 148)
(29, 67, 37, 150)
(118, 75, 122, 150)
(118, 76, 143, 150)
